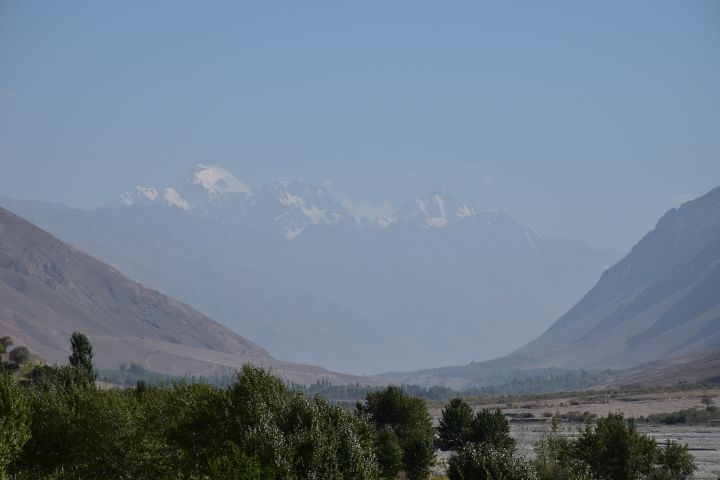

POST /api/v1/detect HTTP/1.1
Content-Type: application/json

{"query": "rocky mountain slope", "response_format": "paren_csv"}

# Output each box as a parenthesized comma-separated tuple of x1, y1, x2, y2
(514, 186, 720, 369)
(606, 347, 720, 388)
(0, 207, 373, 385)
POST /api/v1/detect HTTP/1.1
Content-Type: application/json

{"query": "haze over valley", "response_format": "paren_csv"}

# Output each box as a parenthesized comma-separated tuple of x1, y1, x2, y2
(1, 164, 622, 373)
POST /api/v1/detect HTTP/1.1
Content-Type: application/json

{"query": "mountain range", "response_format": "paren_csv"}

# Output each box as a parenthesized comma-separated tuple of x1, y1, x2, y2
(1, 164, 620, 373)
(0, 206, 372, 386)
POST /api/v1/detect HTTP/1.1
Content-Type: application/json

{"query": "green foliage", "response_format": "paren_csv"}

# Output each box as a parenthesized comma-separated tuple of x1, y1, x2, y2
(228, 365, 380, 479)
(68, 331, 95, 381)
(18, 383, 164, 478)
(7, 346, 30, 369)
(447, 442, 537, 480)
(0, 373, 31, 480)
(374, 426, 403, 479)
(360, 385, 435, 479)
(0, 337, 10, 356)
(640, 406, 720, 426)
(467, 408, 515, 451)
(30, 364, 94, 393)
(535, 418, 591, 480)
(438, 398, 474, 451)
(540, 413, 698, 480)
(205, 442, 264, 479)
(654, 441, 696, 480)
(7, 355, 381, 479)
(576, 414, 652, 479)
(97, 362, 235, 388)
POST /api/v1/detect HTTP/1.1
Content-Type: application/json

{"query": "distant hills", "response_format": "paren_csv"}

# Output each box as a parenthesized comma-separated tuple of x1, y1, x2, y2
(0, 207, 374, 386)
(385, 186, 720, 387)
(0, 165, 618, 373)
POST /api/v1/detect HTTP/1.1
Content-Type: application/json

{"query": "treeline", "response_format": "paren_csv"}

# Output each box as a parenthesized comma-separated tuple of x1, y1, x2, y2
(0, 334, 699, 479)
(465, 370, 607, 396)
(639, 396, 720, 426)
(97, 364, 606, 402)
(97, 363, 236, 388)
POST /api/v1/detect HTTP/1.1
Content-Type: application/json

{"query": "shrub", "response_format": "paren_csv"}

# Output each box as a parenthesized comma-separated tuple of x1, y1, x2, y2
(448, 442, 537, 480)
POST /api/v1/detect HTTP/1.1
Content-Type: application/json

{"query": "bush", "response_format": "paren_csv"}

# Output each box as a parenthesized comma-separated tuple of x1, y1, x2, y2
(448, 442, 537, 480)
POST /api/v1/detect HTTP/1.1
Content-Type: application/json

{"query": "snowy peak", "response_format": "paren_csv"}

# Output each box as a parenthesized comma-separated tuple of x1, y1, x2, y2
(162, 187, 190, 210)
(397, 188, 480, 228)
(175, 164, 252, 209)
(119, 186, 159, 206)
(115, 186, 189, 210)
(190, 164, 252, 199)
(250, 180, 355, 239)
(111, 165, 251, 212)
(109, 170, 534, 240)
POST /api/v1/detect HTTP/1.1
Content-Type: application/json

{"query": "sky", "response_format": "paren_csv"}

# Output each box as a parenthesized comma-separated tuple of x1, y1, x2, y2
(1, 1, 718, 251)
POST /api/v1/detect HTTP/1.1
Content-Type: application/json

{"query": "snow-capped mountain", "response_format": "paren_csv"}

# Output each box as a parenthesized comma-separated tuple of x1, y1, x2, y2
(3, 181, 621, 372)
(111, 166, 539, 242)
(111, 165, 361, 239)
(113, 186, 190, 210)
(175, 164, 252, 208)
(246, 180, 357, 239)
(113, 164, 250, 211)
(394, 188, 507, 229)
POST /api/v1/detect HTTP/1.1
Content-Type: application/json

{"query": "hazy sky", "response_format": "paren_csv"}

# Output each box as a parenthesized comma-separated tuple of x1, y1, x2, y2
(1, 1, 718, 250)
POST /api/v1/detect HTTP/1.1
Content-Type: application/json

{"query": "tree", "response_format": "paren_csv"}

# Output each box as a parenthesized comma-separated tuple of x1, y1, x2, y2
(0, 337, 12, 355)
(574, 413, 696, 480)
(448, 442, 537, 480)
(359, 386, 435, 479)
(8, 346, 30, 369)
(11, 364, 381, 479)
(374, 426, 403, 479)
(0, 373, 31, 480)
(68, 332, 95, 381)
(438, 398, 474, 450)
(467, 408, 515, 451)
(30, 364, 94, 393)
(227, 365, 380, 479)
(535, 417, 591, 480)
(655, 441, 696, 480)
